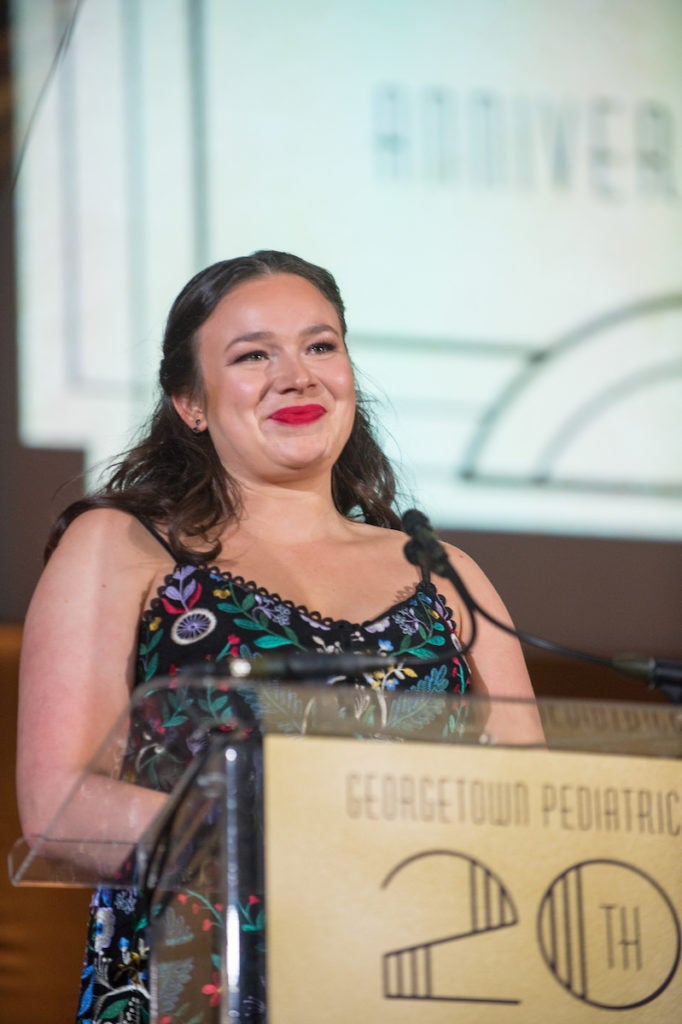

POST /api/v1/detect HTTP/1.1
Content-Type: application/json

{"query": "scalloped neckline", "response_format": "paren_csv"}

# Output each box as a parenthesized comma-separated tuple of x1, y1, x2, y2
(149, 562, 445, 632)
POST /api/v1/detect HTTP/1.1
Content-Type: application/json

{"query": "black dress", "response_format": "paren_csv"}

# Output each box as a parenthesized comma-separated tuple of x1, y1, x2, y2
(76, 522, 470, 1024)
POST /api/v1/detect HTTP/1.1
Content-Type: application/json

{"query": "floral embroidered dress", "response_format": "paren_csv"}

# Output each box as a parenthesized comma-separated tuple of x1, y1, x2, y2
(76, 522, 470, 1024)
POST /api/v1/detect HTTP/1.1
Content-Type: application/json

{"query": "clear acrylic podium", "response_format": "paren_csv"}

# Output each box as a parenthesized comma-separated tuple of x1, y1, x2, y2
(10, 676, 682, 1023)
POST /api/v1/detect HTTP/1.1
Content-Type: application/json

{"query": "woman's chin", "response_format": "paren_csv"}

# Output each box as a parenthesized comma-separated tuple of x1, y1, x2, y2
(220, 437, 346, 487)
(257, 453, 339, 487)
(268, 438, 340, 471)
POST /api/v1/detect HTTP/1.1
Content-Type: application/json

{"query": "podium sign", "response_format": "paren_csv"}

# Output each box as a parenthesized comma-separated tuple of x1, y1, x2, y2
(262, 737, 675, 1015)
(9, 681, 681, 1023)
(265, 735, 681, 1022)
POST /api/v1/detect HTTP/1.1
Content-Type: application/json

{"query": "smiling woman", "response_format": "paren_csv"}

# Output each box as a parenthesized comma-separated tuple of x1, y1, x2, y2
(171, 273, 357, 487)
(17, 250, 540, 1024)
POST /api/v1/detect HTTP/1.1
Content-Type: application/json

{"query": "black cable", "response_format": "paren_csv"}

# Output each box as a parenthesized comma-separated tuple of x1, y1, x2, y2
(401, 508, 682, 704)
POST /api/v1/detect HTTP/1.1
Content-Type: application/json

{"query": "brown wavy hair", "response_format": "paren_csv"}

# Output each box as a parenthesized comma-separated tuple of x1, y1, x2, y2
(46, 251, 402, 562)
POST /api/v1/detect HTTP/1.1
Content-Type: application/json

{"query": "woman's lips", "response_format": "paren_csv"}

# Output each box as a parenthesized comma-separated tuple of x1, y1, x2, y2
(269, 404, 326, 425)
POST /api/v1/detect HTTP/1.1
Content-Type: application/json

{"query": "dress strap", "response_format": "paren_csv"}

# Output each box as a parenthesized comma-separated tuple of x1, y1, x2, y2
(137, 516, 175, 558)
(420, 563, 431, 584)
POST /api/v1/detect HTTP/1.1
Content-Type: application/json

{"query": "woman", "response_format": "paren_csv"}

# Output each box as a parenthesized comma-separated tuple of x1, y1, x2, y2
(17, 250, 538, 1022)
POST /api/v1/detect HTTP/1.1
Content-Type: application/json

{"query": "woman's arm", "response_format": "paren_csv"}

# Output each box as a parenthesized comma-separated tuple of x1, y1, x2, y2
(17, 509, 167, 859)
(443, 543, 545, 745)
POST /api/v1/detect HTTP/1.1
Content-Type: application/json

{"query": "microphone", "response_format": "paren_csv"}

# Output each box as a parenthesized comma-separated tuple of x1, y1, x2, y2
(401, 509, 452, 577)
(610, 656, 682, 705)
(180, 649, 454, 682)
(401, 508, 682, 704)
(402, 508, 481, 653)
(402, 509, 477, 617)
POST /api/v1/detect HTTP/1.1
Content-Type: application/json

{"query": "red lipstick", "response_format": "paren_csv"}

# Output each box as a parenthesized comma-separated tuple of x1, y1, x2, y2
(269, 404, 326, 425)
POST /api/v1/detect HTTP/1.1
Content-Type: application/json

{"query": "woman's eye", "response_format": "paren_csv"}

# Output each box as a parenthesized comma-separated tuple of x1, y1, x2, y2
(309, 340, 337, 354)
(233, 349, 267, 363)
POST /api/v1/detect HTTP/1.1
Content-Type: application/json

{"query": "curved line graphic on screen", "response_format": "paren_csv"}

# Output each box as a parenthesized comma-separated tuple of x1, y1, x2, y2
(460, 292, 682, 494)
(533, 360, 682, 483)
(380, 849, 520, 1004)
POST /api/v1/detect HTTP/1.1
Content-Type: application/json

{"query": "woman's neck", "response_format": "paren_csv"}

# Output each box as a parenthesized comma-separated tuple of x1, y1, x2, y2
(231, 479, 354, 546)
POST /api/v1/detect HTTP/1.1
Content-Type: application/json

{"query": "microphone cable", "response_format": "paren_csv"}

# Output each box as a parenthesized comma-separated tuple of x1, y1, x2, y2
(401, 508, 682, 704)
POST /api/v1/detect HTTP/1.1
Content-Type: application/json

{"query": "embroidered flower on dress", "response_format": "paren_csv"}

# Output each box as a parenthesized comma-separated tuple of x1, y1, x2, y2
(365, 616, 390, 633)
(94, 907, 115, 953)
(161, 566, 203, 614)
(114, 889, 138, 915)
(171, 608, 217, 645)
(202, 971, 222, 1008)
(393, 607, 421, 634)
(255, 593, 292, 626)
(312, 635, 343, 655)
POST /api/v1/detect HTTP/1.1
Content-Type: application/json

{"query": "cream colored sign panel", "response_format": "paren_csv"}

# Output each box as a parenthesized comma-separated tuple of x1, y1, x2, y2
(265, 736, 680, 1022)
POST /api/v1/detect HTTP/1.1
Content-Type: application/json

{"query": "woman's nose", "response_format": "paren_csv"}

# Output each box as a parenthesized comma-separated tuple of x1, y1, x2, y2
(272, 352, 316, 392)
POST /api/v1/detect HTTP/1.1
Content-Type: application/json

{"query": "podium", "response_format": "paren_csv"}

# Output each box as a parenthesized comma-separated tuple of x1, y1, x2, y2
(10, 677, 682, 1023)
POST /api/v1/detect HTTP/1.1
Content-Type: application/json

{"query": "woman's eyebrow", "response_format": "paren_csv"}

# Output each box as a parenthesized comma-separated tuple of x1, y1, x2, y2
(300, 323, 342, 338)
(224, 330, 274, 350)
(226, 323, 341, 350)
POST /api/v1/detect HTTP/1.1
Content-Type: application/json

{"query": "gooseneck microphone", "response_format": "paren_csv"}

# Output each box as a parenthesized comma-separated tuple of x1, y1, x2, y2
(189, 650, 418, 682)
(401, 508, 682, 704)
(182, 511, 680, 704)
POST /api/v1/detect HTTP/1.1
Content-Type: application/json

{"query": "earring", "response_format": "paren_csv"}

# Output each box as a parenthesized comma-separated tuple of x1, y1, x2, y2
(192, 418, 202, 434)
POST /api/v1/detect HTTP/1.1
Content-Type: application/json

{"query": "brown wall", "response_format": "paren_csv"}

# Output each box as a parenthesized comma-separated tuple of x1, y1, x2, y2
(445, 529, 680, 703)
(1, 626, 90, 1024)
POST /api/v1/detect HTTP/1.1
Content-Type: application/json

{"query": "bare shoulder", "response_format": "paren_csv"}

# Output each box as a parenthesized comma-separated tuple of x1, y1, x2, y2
(21, 508, 171, 696)
(54, 506, 152, 550)
(441, 539, 483, 570)
(346, 519, 407, 550)
(345, 520, 417, 569)
(441, 540, 503, 595)
(50, 508, 164, 568)
(35, 508, 170, 610)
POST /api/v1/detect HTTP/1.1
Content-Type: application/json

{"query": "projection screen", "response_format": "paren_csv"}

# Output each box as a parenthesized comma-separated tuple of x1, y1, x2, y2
(10, 0, 682, 540)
